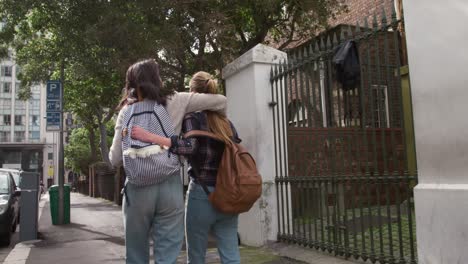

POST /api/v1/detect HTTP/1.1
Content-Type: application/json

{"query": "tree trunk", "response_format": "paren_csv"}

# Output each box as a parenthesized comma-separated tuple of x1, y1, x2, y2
(98, 120, 111, 167)
(88, 127, 98, 162)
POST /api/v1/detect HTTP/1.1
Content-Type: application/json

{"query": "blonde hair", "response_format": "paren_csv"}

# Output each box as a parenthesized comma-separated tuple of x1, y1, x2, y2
(190, 71, 233, 144)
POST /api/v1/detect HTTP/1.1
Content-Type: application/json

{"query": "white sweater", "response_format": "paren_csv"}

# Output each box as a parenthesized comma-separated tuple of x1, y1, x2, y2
(109, 92, 227, 167)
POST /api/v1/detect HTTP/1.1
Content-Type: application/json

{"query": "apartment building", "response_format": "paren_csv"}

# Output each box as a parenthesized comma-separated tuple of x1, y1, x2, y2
(0, 54, 60, 187)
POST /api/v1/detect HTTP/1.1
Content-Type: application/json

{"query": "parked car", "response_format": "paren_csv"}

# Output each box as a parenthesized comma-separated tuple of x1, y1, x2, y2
(0, 169, 22, 220)
(0, 169, 22, 187)
(0, 171, 20, 246)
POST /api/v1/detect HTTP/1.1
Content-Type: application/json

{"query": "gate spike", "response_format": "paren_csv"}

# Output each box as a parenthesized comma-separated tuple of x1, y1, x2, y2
(340, 27, 345, 42)
(372, 13, 379, 29)
(332, 32, 338, 46)
(363, 17, 370, 30)
(314, 41, 320, 53)
(270, 66, 274, 80)
(391, 2, 398, 23)
(355, 21, 361, 34)
(278, 60, 283, 76)
(320, 38, 326, 51)
(381, 8, 388, 28)
(326, 36, 332, 50)
(309, 43, 314, 57)
(347, 24, 353, 38)
(303, 45, 309, 59)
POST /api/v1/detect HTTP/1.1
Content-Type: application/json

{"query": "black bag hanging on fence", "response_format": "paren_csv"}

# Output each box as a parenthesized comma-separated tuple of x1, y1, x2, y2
(333, 40, 361, 91)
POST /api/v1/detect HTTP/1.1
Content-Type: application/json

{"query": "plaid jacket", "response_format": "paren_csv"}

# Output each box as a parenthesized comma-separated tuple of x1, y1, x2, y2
(169, 111, 241, 186)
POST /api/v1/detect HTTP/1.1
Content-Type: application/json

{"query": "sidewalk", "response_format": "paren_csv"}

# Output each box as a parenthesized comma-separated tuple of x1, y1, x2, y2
(2, 192, 308, 264)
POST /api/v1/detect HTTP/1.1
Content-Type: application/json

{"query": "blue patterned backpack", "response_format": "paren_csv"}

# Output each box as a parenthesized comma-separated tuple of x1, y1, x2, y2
(120, 100, 180, 186)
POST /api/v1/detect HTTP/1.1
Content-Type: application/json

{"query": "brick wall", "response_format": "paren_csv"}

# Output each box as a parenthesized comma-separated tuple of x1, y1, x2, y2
(331, 0, 396, 27)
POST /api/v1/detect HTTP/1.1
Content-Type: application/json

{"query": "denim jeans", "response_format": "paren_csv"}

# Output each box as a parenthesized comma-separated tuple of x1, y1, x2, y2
(185, 181, 240, 264)
(123, 175, 184, 264)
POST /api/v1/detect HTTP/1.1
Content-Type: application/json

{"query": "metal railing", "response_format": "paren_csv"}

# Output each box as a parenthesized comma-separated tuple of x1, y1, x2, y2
(270, 9, 417, 264)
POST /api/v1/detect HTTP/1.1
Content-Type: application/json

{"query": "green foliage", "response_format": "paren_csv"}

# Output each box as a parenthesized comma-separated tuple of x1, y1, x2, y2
(0, 0, 345, 164)
(64, 127, 97, 174)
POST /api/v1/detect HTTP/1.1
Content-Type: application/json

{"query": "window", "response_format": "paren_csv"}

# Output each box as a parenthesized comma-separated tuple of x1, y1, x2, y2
(14, 115, 23, 126)
(30, 100, 40, 109)
(29, 131, 40, 140)
(3, 115, 10, 125)
(371, 85, 390, 128)
(31, 115, 39, 126)
(0, 99, 11, 109)
(31, 85, 40, 92)
(288, 100, 308, 126)
(0, 132, 9, 142)
(15, 100, 26, 110)
(14, 131, 25, 142)
(2, 82, 11, 93)
(1, 66, 12, 77)
(48, 153, 53, 160)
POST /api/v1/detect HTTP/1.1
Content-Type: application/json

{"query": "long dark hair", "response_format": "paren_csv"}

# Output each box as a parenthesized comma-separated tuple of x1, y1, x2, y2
(117, 59, 175, 110)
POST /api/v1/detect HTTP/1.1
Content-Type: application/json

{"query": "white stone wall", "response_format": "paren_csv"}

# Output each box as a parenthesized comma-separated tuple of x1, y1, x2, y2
(404, 0, 468, 263)
(223, 44, 287, 246)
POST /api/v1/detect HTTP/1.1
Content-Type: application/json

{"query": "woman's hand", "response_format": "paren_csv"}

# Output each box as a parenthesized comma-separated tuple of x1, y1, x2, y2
(131, 126, 154, 143)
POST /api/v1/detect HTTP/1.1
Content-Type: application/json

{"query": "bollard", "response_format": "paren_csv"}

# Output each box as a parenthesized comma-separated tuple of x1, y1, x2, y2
(19, 172, 39, 241)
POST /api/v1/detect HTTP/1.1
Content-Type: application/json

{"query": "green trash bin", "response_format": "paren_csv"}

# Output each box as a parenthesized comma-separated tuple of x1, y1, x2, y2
(49, 184, 71, 225)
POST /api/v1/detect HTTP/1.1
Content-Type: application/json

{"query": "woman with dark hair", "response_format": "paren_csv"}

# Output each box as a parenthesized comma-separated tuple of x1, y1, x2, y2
(131, 71, 241, 264)
(109, 60, 227, 264)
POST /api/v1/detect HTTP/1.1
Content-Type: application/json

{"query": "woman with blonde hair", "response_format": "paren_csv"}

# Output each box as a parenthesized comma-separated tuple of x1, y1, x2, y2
(132, 71, 241, 264)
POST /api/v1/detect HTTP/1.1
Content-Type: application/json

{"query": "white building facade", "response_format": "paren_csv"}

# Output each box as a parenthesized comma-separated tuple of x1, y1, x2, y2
(0, 54, 59, 188)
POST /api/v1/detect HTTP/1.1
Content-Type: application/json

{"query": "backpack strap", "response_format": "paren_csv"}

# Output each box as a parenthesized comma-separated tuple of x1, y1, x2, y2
(183, 129, 225, 196)
(183, 130, 224, 142)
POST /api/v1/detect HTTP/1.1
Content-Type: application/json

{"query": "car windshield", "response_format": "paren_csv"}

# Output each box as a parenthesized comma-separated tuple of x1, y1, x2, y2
(0, 173, 9, 194)
(10, 172, 20, 186)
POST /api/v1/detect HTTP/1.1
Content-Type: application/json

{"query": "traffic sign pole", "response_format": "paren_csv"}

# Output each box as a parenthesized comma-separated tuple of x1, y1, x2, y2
(58, 64, 65, 225)
(46, 77, 64, 225)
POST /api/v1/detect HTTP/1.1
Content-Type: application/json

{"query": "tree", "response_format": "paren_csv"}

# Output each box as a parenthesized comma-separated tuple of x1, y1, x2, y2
(0, 0, 345, 165)
(152, 0, 346, 89)
(64, 127, 97, 174)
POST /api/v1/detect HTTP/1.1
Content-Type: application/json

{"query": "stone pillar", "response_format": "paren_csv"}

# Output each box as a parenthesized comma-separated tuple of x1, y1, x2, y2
(404, 0, 468, 263)
(223, 44, 287, 246)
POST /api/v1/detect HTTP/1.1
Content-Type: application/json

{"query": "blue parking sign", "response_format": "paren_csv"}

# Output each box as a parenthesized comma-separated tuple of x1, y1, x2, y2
(46, 80, 62, 131)
(46, 81, 61, 100)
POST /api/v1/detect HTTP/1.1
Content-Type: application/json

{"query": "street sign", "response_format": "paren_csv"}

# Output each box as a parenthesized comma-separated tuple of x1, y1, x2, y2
(46, 80, 62, 131)
(46, 112, 61, 131)
(46, 101, 62, 111)
(46, 81, 61, 100)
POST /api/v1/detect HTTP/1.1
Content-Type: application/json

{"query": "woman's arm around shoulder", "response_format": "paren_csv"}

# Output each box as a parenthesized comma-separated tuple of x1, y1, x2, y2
(169, 91, 227, 115)
(109, 107, 126, 167)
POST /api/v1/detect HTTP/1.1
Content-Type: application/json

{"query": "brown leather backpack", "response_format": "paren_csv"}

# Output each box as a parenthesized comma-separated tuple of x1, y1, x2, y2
(184, 130, 262, 214)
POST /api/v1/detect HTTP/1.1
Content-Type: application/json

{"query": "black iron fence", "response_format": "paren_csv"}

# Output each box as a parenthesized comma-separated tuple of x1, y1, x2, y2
(270, 9, 417, 264)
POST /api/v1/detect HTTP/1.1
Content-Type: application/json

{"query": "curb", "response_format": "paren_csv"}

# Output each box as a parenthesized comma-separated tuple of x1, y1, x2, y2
(2, 195, 47, 264)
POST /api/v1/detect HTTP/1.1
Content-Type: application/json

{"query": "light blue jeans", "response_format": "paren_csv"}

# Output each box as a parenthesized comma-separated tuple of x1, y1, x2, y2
(123, 175, 184, 264)
(185, 181, 240, 264)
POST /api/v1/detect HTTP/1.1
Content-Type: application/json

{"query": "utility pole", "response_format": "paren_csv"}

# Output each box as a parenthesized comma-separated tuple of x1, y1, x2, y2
(58, 61, 65, 225)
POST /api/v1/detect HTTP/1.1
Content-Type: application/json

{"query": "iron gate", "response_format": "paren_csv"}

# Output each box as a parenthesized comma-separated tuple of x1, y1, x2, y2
(270, 10, 417, 264)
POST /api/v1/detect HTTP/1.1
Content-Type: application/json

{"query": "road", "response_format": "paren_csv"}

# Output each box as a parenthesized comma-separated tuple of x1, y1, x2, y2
(0, 226, 20, 262)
